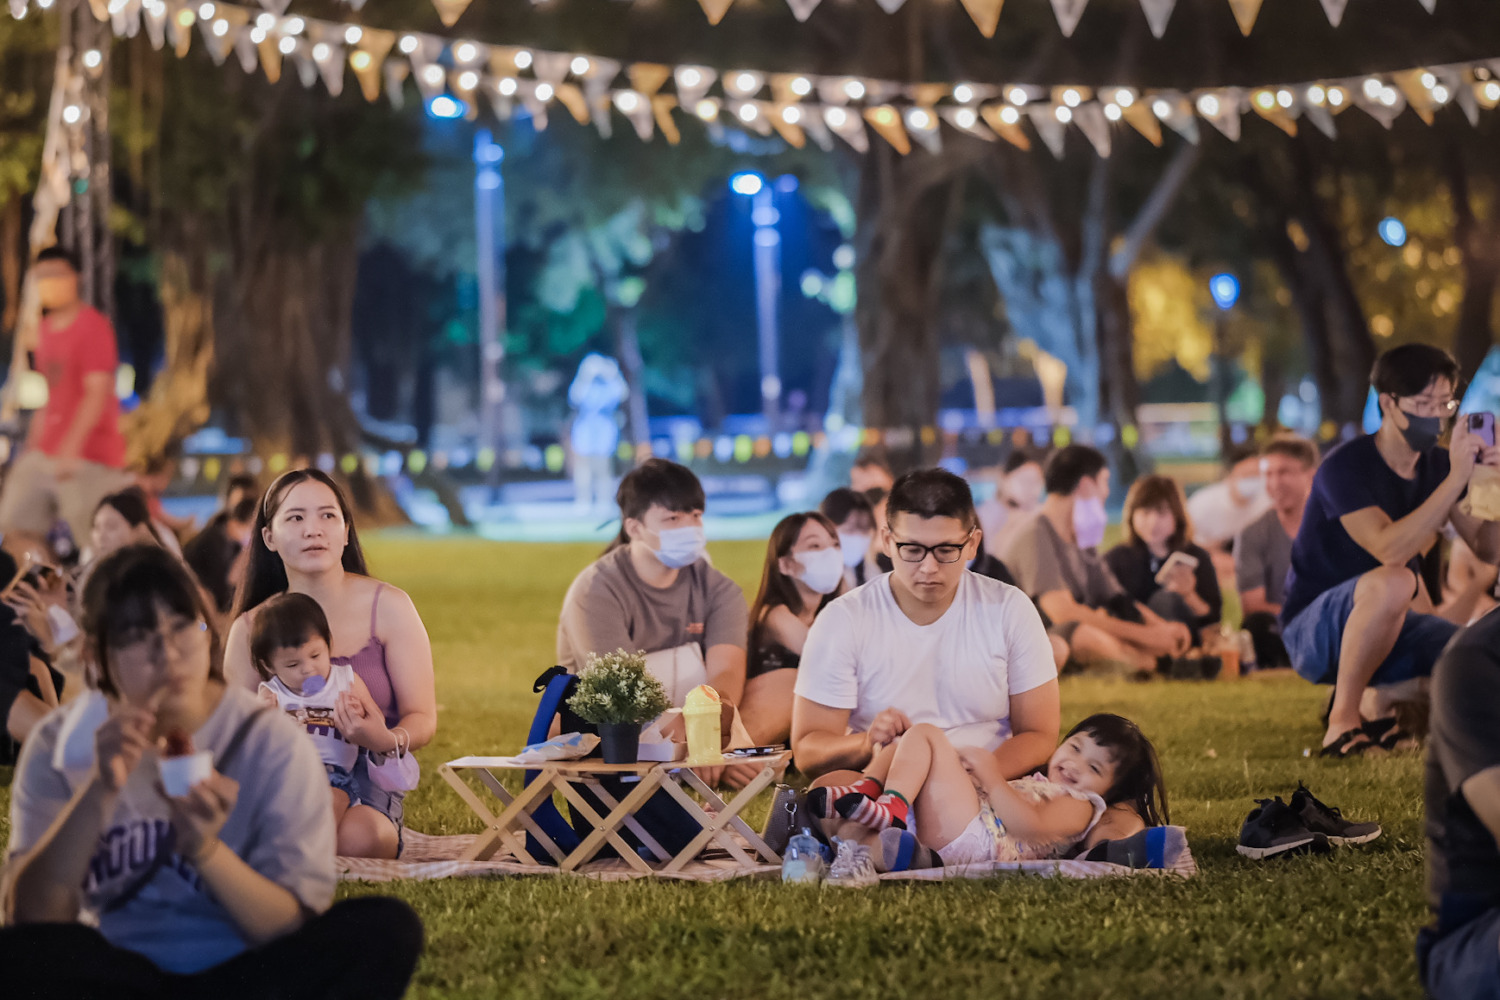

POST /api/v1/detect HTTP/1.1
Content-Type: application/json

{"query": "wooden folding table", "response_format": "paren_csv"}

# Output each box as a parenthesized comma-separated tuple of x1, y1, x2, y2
(438, 752, 792, 874)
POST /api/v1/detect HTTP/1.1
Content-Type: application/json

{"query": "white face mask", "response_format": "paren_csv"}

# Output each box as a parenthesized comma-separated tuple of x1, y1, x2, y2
(837, 532, 871, 568)
(1233, 476, 1261, 502)
(649, 525, 707, 569)
(795, 547, 846, 595)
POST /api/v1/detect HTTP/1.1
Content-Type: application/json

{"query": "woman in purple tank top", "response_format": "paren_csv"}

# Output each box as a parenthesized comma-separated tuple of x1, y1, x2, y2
(223, 470, 436, 859)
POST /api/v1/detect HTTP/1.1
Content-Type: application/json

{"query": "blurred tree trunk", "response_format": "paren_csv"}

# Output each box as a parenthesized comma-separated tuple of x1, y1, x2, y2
(1, 196, 19, 334)
(1445, 138, 1500, 381)
(854, 141, 976, 473)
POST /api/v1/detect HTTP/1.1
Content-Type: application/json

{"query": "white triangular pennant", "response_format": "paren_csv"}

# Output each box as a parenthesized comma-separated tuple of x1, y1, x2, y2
(233, 26, 258, 74)
(823, 107, 868, 152)
(1319, 0, 1349, 26)
(1049, 0, 1088, 36)
(874, 0, 906, 11)
(799, 108, 834, 150)
(1073, 103, 1112, 156)
(673, 66, 715, 108)
(383, 58, 408, 108)
(785, 0, 820, 20)
(257, 0, 291, 13)
(939, 106, 996, 141)
(407, 37, 445, 100)
(312, 40, 344, 96)
(143, 0, 166, 48)
(290, 46, 318, 89)
(1456, 80, 1480, 126)
(904, 109, 942, 153)
(201, 20, 236, 64)
(1155, 96, 1201, 144)
(1417, 0, 1435, 10)
(1199, 89, 1241, 140)
(1139, 0, 1174, 37)
(531, 52, 572, 87)
(1028, 109, 1068, 158)
(8, 0, 26, 18)
(1303, 102, 1337, 139)
(580, 56, 620, 107)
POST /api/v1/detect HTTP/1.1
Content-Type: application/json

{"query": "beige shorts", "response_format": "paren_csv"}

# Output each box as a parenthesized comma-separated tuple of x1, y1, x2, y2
(0, 450, 130, 547)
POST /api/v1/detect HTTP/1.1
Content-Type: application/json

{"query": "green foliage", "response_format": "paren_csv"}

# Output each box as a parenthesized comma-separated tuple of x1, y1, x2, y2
(0, 11, 52, 204)
(567, 648, 670, 725)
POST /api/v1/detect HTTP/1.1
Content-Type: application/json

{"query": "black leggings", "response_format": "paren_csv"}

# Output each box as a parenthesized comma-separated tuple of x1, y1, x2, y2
(0, 896, 423, 1000)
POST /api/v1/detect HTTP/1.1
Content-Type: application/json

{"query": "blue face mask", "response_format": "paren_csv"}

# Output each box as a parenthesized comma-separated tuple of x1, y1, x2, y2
(650, 525, 707, 569)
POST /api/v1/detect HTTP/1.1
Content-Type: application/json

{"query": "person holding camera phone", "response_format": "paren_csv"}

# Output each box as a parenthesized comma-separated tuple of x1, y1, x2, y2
(1282, 345, 1500, 759)
(1104, 475, 1222, 646)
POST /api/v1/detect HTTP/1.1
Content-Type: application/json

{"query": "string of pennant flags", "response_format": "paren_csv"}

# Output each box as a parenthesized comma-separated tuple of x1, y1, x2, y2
(14, 0, 1499, 159)
(326, 0, 1435, 42)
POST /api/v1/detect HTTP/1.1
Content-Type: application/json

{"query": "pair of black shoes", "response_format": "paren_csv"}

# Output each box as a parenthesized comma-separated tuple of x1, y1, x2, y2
(1237, 783, 1382, 859)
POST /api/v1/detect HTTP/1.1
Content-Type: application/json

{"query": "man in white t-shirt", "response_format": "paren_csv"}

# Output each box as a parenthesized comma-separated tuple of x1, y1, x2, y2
(791, 468, 1060, 784)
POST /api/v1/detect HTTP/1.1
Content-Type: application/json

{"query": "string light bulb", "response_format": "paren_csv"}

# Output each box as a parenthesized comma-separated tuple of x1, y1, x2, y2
(62, 105, 82, 124)
(1421, 71, 1437, 89)
(212, 19, 228, 36)
(907, 108, 932, 130)
(570, 55, 590, 76)
(1055, 105, 1072, 123)
(1328, 87, 1346, 107)
(313, 42, 330, 61)
(1306, 85, 1326, 105)
(344, 25, 361, 45)
(1007, 86, 1028, 106)
(497, 77, 517, 96)
(1062, 88, 1081, 107)
(421, 65, 444, 85)
(1103, 103, 1122, 121)
(1363, 77, 1383, 99)
(399, 34, 418, 54)
(735, 72, 759, 93)
(458, 70, 479, 91)
(952, 83, 974, 104)
(1114, 88, 1135, 108)
(1432, 84, 1450, 104)
(1486, 81, 1500, 102)
(844, 79, 865, 101)
(998, 105, 1020, 125)
(350, 50, 371, 70)
(82, 49, 102, 68)
(514, 50, 532, 70)
(738, 103, 759, 122)
(695, 98, 718, 120)
(277, 35, 295, 54)
(256, 12, 274, 30)
(614, 90, 641, 112)
(283, 16, 303, 34)
(535, 83, 554, 102)
(1151, 98, 1172, 119)
(1254, 90, 1275, 110)
(826, 106, 848, 128)
(782, 105, 802, 124)
(790, 76, 812, 97)
(1196, 93, 1221, 117)
(955, 107, 977, 128)
(1277, 89, 1293, 108)
(249, 26, 266, 43)
(679, 67, 702, 88)
(197, 2, 213, 18)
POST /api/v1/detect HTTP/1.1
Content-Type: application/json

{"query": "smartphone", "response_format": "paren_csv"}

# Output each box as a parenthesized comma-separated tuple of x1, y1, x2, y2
(725, 745, 787, 758)
(1154, 550, 1200, 586)
(1469, 412, 1495, 448)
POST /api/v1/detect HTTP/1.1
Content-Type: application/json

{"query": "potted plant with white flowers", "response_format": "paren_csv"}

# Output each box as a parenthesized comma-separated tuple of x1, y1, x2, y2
(567, 649, 671, 764)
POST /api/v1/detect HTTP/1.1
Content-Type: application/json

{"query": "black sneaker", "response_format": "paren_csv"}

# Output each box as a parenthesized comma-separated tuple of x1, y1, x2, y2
(1236, 797, 1332, 860)
(1290, 782, 1382, 846)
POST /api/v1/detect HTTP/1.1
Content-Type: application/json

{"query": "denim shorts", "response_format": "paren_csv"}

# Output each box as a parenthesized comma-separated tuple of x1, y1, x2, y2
(1282, 573, 1458, 686)
(1420, 905, 1500, 1000)
(346, 752, 407, 856)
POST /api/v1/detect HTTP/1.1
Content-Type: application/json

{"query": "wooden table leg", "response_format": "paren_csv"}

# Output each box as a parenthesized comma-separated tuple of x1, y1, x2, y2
(580, 777, 672, 863)
(556, 771, 664, 874)
(442, 764, 563, 863)
(658, 763, 780, 873)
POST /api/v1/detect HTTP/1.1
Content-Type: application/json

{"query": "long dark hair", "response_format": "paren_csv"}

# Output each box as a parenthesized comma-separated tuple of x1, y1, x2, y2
(82, 544, 223, 697)
(749, 512, 840, 642)
(1121, 474, 1192, 553)
(1066, 713, 1170, 827)
(232, 469, 368, 618)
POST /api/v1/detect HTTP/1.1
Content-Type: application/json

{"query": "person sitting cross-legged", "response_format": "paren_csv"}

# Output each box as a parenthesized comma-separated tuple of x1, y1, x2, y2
(1104, 475, 1221, 647)
(792, 468, 1059, 790)
(1234, 435, 1319, 670)
(1002, 446, 1192, 674)
(1281, 344, 1500, 758)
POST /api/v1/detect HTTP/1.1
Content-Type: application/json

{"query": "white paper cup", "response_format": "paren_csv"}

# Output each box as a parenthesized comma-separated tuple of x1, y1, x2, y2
(158, 750, 213, 797)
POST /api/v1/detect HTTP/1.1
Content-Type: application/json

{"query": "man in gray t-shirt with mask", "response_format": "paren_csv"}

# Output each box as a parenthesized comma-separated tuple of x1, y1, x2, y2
(557, 459, 748, 709)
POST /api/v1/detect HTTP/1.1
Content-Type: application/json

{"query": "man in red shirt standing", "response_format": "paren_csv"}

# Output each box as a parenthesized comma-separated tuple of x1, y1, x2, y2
(0, 247, 128, 551)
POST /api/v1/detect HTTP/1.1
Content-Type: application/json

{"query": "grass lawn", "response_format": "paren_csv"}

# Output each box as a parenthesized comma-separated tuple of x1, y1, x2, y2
(2, 535, 1429, 998)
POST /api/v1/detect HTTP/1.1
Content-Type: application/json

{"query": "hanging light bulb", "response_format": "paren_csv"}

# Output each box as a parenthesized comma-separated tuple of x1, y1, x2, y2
(282, 16, 303, 34)
(695, 98, 718, 120)
(998, 105, 1020, 125)
(738, 103, 760, 123)
(1276, 89, 1293, 108)
(782, 105, 803, 124)
(1007, 86, 1028, 106)
(344, 25, 362, 45)
(458, 70, 479, 91)
(399, 34, 419, 54)
(1055, 105, 1072, 123)
(256, 12, 275, 30)
(1151, 98, 1172, 119)
(844, 79, 866, 101)
(1103, 103, 1122, 121)
(570, 55, 590, 76)
(1062, 88, 1081, 107)
(497, 77, 518, 96)
(278, 34, 296, 54)
(1362, 77, 1383, 99)
(1306, 85, 1327, 105)
(455, 42, 477, 63)
(1114, 88, 1135, 108)
(249, 26, 266, 43)
(952, 83, 974, 104)
(789, 76, 812, 97)
(955, 107, 977, 128)
(906, 108, 932, 130)
(825, 106, 848, 128)
(1196, 93, 1221, 117)
(82, 49, 103, 69)
(312, 42, 330, 61)
(614, 90, 642, 113)
(535, 83, 555, 102)
(514, 49, 533, 70)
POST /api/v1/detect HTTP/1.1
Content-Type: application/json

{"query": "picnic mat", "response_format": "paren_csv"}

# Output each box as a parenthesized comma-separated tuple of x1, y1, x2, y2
(337, 828, 1196, 884)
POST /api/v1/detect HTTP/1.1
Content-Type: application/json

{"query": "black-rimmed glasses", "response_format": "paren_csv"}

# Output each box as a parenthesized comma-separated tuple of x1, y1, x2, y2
(890, 530, 974, 564)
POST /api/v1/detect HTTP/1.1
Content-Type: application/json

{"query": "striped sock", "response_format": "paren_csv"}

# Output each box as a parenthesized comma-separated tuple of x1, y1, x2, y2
(806, 777, 884, 820)
(836, 791, 910, 831)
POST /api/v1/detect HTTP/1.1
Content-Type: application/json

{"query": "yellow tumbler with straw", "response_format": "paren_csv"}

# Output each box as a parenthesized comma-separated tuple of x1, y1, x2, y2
(683, 685, 725, 765)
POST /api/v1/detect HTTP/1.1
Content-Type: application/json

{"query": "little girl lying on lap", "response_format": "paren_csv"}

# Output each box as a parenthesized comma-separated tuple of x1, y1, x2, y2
(808, 713, 1168, 866)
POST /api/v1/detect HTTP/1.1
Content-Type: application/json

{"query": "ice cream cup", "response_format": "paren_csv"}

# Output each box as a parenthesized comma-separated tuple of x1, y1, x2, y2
(159, 750, 214, 798)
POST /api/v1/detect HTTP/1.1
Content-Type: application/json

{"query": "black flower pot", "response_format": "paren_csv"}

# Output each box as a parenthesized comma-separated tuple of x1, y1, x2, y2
(598, 721, 641, 764)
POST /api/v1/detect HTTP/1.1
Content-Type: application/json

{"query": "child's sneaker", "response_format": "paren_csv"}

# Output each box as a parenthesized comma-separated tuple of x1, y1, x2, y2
(1289, 782, 1382, 846)
(781, 829, 831, 884)
(826, 838, 879, 888)
(1236, 796, 1332, 860)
